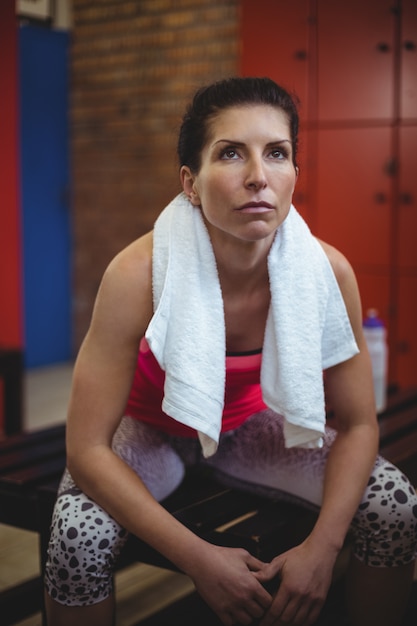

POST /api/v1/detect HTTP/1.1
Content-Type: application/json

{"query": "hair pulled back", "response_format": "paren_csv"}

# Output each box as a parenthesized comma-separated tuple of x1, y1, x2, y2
(177, 76, 299, 173)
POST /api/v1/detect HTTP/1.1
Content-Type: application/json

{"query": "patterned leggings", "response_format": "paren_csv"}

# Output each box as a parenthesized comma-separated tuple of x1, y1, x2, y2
(45, 412, 417, 606)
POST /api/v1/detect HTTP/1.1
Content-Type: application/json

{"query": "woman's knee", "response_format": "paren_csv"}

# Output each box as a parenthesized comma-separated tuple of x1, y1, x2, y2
(45, 487, 128, 606)
(352, 459, 417, 566)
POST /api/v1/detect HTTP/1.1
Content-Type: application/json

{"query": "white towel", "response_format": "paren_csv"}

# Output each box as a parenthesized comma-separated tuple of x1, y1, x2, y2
(146, 192, 359, 457)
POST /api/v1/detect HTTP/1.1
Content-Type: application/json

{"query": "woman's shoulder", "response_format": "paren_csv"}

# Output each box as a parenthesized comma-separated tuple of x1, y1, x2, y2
(315, 238, 356, 288)
(104, 231, 153, 285)
(94, 231, 154, 328)
(315, 238, 362, 331)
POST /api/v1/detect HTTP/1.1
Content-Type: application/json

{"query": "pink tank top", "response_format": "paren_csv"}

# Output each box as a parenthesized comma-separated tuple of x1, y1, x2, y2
(125, 338, 267, 437)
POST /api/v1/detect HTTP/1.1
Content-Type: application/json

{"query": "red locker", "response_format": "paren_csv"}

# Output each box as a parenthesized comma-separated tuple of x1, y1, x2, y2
(317, 0, 395, 122)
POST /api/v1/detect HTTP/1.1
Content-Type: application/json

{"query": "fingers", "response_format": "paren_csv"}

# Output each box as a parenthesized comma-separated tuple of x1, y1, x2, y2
(249, 559, 281, 603)
(230, 576, 273, 625)
(244, 555, 276, 608)
(220, 596, 271, 626)
(246, 553, 271, 572)
(233, 600, 270, 625)
(202, 552, 274, 626)
(258, 591, 324, 626)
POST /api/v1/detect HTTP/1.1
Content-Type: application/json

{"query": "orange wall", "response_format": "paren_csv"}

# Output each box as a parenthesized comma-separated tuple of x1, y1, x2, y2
(0, 0, 23, 348)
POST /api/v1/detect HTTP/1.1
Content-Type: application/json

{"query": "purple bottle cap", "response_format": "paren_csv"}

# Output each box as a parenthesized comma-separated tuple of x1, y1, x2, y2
(363, 308, 384, 328)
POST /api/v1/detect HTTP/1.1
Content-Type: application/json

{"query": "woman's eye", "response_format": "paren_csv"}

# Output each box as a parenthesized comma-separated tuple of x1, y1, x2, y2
(220, 147, 239, 160)
(270, 148, 287, 159)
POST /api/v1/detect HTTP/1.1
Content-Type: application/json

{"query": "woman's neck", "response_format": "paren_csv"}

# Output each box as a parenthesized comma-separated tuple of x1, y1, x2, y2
(213, 236, 274, 294)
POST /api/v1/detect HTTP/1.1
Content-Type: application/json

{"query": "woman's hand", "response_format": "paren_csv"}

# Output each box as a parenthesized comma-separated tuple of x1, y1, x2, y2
(254, 538, 337, 626)
(190, 544, 273, 625)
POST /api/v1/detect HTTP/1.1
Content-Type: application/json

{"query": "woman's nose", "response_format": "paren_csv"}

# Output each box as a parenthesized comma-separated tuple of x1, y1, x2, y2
(244, 156, 267, 190)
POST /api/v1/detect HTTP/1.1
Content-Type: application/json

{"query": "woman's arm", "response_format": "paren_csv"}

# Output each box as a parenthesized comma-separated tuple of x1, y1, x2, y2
(67, 232, 211, 566)
(258, 244, 379, 626)
(66, 232, 271, 625)
(308, 242, 379, 552)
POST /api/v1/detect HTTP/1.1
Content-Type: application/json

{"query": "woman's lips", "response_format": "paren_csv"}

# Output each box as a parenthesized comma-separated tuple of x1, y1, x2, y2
(235, 201, 274, 213)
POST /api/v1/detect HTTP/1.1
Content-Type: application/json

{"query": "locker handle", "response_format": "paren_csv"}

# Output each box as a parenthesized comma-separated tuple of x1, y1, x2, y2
(376, 42, 390, 53)
(294, 50, 307, 60)
(400, 192, 413, 205)
(374, 192, 387, 204)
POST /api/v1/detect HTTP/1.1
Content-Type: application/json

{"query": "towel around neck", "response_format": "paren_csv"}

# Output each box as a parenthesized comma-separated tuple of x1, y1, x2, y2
(145, 193, 359, 458)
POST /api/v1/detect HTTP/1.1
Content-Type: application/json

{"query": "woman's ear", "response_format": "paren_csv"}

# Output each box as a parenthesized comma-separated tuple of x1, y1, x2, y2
(180, 166, 201, 205)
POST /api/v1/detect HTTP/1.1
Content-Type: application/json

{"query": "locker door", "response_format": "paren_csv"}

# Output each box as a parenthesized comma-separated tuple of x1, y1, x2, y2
(398, 126, 417, 270)
(317, 0, 395, 122)
(401, 0, 417, 120)
(315, 127, 392, 268)
(395, 124, 417, 387)
(240, 0, 314, 223)
(397, 276, 417, 387)
(240, 0, 311, 121)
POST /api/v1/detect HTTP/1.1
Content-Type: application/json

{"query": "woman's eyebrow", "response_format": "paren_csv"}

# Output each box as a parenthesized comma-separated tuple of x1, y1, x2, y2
(213, 139, 245, 146)
(213, 138, 291, 146)
(266, 139, 292, 146)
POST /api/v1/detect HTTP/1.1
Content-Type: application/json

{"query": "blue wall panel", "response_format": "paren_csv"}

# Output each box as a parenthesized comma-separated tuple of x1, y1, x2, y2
(19, 25, 72, 367)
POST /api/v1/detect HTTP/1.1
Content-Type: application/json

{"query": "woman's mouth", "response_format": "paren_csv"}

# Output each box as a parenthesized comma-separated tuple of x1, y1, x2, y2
(235, 201, 274, 213)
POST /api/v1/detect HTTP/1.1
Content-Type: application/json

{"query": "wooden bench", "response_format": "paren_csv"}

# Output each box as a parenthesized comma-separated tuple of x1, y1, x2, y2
(0, 347, 23, 436)
(0, 424, 65, 624)
(1, 388, 417, 625)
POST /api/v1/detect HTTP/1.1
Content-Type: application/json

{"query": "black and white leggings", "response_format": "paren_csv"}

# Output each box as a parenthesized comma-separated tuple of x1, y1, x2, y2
(45, 412, 417, 607)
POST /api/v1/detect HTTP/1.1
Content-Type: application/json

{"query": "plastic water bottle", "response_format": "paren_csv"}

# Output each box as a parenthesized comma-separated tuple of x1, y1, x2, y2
(363, 309, 388, 413)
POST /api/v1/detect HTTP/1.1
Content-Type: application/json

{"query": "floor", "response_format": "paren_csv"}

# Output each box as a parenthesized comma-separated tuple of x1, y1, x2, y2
(0, 362, 194, 626)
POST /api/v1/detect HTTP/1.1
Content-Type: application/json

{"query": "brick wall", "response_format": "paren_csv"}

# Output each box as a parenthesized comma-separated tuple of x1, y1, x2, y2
(71, 0, 239, 349)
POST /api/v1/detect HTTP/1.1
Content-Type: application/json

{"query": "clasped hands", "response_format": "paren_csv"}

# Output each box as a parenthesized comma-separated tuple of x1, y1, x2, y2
(192, 539, 335, 626)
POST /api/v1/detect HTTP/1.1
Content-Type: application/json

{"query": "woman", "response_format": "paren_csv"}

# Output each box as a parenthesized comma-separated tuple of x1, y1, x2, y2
(45, 77, 417, 626)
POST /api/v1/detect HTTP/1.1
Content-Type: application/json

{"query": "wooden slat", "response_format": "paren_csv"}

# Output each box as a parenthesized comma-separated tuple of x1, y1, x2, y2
(0, 424, 65, 453)
(0, 456, 66, 491)
(379, 406, 417, 443)
(217, 500, 319, 561)
(379, 388, 417, 416)
(175, 489, 265, 532)
(0, 490, 40, 530)
(0, 438, 66, 474)
(380, 429, 417, 465)
(160, 471, 230, 511)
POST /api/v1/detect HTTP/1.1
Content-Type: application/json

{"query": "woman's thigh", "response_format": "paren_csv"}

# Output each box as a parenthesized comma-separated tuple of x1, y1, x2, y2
(204, 410, 334, 507)
(205, 411, 417, 565)
(352, 456, 417, 566)
(111, 417, 188, 500)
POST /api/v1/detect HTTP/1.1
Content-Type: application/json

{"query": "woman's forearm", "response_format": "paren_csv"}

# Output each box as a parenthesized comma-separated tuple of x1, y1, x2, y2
(308, 422, 379, 554)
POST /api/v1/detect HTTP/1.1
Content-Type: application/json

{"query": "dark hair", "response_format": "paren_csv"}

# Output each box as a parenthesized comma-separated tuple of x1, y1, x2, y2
(177, 76, 299, 173)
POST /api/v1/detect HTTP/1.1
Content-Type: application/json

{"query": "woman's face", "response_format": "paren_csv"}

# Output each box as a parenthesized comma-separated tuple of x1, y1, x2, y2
(181, 104, 298, 246)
